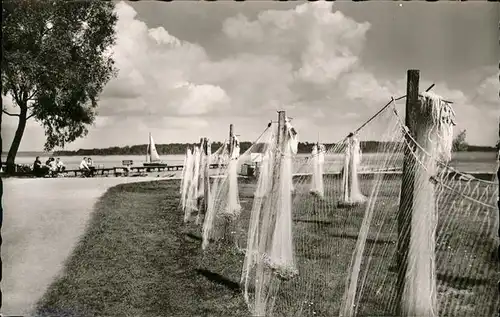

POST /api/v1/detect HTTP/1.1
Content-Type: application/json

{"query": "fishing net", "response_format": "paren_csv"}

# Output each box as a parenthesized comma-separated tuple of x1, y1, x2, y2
(340, 93, 499, 317)
(181, 138, 212, 224)
(184, 146, 201, 223)
(202, 126, 274, 251)
(339, 135, 367, 206)
(237, 94, 498, 317)
(211, 141, 229, 165)
(195, 138, 212, 225)
(241, 117, 300, 316)
(310, 144, 326, 198)
(180, 147, 194, 211)
(238, 103, 404, 317)
(179, 87, 497, 316)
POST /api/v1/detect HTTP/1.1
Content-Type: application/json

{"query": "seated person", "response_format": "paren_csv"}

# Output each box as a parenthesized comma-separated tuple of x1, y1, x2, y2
(56, 158, 66, 173)
(87, 157, 96, 177)
(47, 157, 57, 176)
(33, 156, 49, 177)
(79, 157, 91, 177)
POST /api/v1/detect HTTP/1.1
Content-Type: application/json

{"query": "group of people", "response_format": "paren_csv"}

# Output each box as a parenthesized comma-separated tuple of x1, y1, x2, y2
(80, 157, 96, 177)
(32, 156, 97, 177)
(33, 156, 66, 177)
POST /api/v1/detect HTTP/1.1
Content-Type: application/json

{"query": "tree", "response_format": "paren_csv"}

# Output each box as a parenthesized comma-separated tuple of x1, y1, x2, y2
(2, 0, 117, 174)
(452, 129, 468, 152)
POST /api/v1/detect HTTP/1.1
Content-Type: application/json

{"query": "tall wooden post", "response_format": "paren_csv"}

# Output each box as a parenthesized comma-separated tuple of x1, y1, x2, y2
(496, 116, 499, 250)
(264, 111, 287, 251)
(197, 137, 207, 215)
(396, 69, 419, 316)
(203, 137, 210, 218)
(497, 116, 500, 239)
(229, 124, 234, 156)
(224, 124, 235, 244)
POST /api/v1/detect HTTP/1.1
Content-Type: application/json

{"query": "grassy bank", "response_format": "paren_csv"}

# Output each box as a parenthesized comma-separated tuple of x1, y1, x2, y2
(36, 178, 498, 316)
(36, 180, 248, 317)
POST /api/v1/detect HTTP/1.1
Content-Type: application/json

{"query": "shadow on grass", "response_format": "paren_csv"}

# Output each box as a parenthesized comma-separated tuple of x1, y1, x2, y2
(185, 232, 202, 241)
(329, 232, 394, 246)
(195, 269, 240, 292)
(293, 218, 335, 226)
(294, 218, 394, 246)
(437, 273, 492, 290)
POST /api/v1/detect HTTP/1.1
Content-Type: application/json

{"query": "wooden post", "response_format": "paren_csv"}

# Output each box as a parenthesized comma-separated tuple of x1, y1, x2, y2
(497, 117, 499, 298)
(229, 124, 234, 156)
(203, 138, 210, 218)
(265, 111, 287, 251)
(197, 137, 205, 213)
(396, 69, 419, 316)
(497, 117, 499, 251)
(223, 124, 235, 243)
(343, 137, 353, 203)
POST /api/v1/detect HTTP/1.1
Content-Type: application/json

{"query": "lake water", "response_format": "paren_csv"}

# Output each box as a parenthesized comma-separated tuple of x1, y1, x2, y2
(3, 151, 498, 173)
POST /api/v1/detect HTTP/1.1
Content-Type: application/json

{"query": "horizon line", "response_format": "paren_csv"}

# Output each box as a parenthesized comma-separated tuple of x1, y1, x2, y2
(4, 141, 498, 154)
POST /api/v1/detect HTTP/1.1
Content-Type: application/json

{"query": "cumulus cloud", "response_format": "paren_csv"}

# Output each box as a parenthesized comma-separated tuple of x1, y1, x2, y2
(474, 73, 499, 107)
(217, 3, 374, 107)
(99, 1, 231, 119)
(3, 1, 497, 150)
(104, 2, 387, 118)
(93, 0, 393, 144)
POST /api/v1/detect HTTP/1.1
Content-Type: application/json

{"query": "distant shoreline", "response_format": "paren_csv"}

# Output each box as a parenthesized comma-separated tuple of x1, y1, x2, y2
(5, 142, 496, 157)
(2, 141, 497, 156)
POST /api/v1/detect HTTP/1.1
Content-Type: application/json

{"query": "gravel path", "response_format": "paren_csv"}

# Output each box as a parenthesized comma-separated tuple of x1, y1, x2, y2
(1, 177, 165, 316)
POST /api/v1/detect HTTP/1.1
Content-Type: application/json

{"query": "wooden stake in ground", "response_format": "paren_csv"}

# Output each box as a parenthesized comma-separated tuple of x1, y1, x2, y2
(396, 69, 419, 316)
(264, 111, 287, 252)
(223, 124, 234, 243)
(228, 124, 234, 158)
(497, 116, 499, 301)
(203, 137, 210, 220)
(197, 137, 207, 216)
(399, 70, 442, 316)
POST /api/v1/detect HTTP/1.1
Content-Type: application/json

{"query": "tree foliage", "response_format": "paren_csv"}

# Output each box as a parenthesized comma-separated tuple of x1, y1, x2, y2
(2, 0, 117, 170)
(452, 129, 468, 152)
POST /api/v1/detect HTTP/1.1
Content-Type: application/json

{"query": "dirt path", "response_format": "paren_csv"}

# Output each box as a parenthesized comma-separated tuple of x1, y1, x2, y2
(1, 177, 163, 316)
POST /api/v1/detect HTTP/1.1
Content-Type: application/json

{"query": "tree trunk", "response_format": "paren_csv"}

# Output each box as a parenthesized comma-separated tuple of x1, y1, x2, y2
(0, 100, 3, 171)
(5, 105, 28, 175)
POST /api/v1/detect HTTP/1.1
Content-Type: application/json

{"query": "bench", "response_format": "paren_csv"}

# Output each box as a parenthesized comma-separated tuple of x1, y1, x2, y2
(114, 166, 130, 177)
(122, 160, 134, 166)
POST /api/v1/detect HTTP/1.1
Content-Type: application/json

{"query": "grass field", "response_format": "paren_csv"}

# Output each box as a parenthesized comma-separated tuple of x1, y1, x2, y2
(35, 178, 498, 317)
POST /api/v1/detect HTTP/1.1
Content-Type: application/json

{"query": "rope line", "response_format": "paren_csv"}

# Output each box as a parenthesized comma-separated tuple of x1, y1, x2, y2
(429, 175, 496, 209)
(391, 102, 496, 186)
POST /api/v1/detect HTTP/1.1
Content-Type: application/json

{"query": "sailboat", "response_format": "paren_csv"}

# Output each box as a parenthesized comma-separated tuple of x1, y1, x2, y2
(143, 133, 167, 167)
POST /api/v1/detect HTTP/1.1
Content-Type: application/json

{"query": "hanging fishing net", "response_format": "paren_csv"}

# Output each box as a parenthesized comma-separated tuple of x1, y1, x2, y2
(339, 135, 367, 207)
(310, 144, 326, 198)
(184, 146, 201, 223)
(339, 93, 499, 317)
(195, 139, 212, 225)
(180, 89, 497, 317)
(241, 118, 301, 316)
(180, 147, 194, 211)
(202, 139, 236, 250)
(183, 139, 225, 224)
(236, 94, 497, 317)
(238, 105, 403, 317)
(202, 126, 276, 251)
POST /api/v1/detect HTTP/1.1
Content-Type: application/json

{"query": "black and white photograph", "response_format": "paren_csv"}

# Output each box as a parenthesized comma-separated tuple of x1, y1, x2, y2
(1, 1, 499, 316)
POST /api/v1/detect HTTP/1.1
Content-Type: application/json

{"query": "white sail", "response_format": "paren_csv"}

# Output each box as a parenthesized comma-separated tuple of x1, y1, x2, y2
(147, 133, 161, 162)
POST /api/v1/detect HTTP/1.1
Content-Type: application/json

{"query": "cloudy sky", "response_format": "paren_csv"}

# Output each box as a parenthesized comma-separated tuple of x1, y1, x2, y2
(2, 1, 499, 151)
